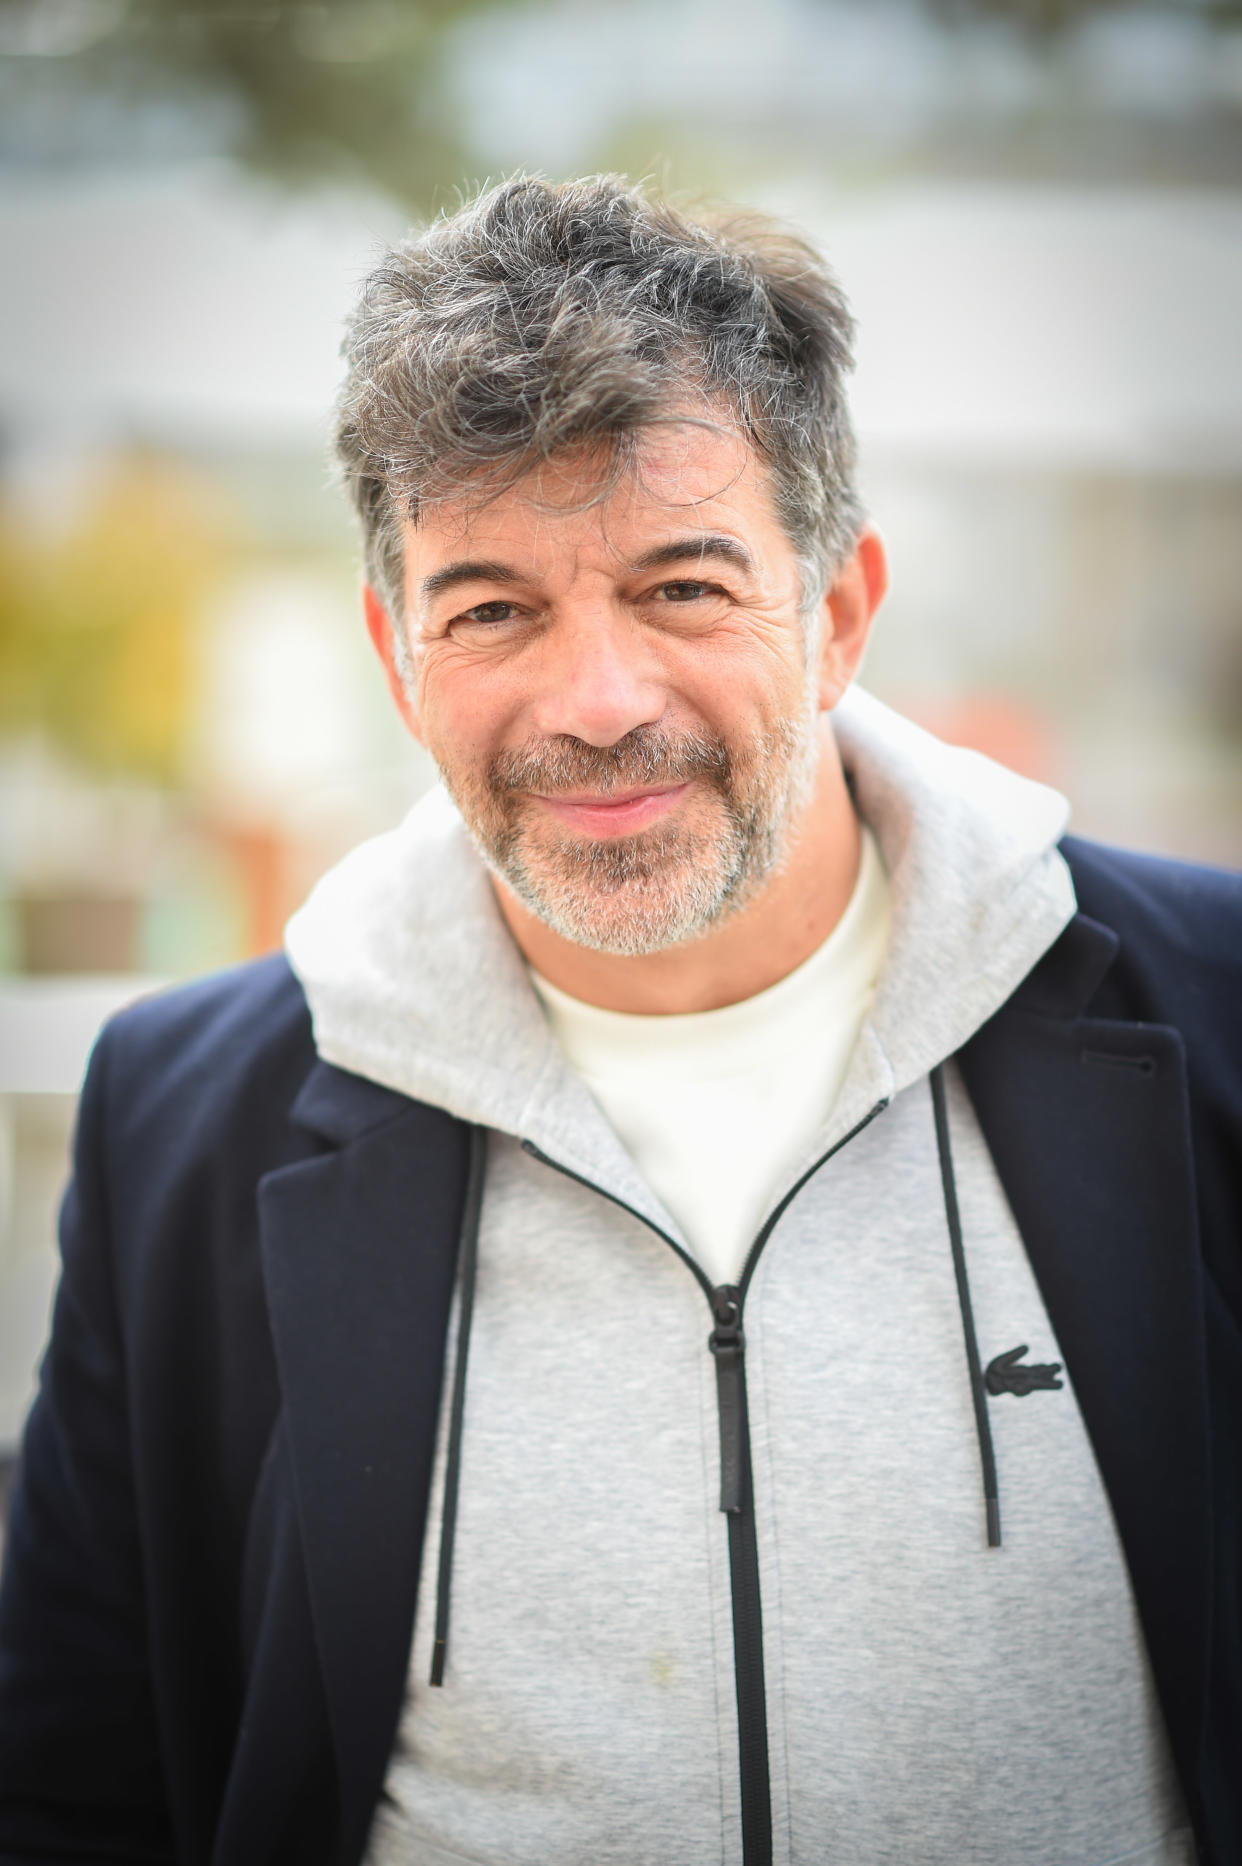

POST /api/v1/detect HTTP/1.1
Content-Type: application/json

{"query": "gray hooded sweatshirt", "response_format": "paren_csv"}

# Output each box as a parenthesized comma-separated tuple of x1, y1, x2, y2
(285, 687, 1191, 1866)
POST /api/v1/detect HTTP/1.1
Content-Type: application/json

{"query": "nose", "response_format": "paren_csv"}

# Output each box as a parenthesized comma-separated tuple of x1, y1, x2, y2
(529, 607, 666, 747)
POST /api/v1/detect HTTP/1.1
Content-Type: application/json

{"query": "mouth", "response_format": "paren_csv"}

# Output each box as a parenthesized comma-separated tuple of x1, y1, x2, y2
(529, 782, 691, 838)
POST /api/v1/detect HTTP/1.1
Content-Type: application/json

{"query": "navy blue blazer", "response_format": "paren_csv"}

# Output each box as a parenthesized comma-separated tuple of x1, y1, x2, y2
(0, 836, 1239, 1865)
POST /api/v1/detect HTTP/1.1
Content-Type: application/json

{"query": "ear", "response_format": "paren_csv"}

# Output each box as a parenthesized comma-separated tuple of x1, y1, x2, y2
(363, 584, 424, 743)
(815, 529, 888, 710)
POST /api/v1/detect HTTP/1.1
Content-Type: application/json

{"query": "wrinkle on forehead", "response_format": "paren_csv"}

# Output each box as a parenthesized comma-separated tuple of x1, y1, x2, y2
(524, 421, 752, 520)
(412, 420, 762, 578)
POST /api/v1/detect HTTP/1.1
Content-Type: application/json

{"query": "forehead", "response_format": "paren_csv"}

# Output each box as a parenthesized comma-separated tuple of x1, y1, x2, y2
(404, 422, 788, 578)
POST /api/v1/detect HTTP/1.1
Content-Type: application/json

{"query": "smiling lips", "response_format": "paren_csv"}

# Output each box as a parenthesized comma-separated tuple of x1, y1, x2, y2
(531, 783, 690, 837)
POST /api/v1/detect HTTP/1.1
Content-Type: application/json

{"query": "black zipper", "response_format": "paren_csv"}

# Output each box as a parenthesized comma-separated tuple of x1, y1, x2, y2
(523, 1095, 888, 1866)
(708, 1281, 770, 1863)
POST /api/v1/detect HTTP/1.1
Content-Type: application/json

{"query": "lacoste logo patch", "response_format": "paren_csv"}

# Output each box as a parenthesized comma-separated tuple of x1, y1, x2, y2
(985, 1344, 1064, 1397)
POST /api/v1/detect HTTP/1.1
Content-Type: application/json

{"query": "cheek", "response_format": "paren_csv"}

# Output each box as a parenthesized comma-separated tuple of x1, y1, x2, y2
(678, 647, 806, 735)
(417, 666, 517, 769)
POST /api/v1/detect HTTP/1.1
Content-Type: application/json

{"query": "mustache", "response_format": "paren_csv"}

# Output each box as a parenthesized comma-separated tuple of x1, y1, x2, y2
(487, 726, 731, 797)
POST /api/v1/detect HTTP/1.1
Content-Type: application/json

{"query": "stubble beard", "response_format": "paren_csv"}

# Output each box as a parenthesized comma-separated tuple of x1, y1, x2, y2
(440, 700, 821, 957)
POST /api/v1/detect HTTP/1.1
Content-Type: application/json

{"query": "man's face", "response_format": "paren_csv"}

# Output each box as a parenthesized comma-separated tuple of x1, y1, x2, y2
(382, 425, 844, 956)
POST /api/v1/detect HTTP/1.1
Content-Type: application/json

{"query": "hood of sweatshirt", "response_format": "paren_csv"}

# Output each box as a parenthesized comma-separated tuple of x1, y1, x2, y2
(285, 685, 1074, 1181)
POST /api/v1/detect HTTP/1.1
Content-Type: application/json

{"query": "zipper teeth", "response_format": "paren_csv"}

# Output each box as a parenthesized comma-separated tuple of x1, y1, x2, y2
(523, 1098, 891, 1866)
(520, 1139, 716, 1298)
(524, 1095, 889, 1322)
(730, 1510, 772, 1866)
(735, 1097, 890, 1302)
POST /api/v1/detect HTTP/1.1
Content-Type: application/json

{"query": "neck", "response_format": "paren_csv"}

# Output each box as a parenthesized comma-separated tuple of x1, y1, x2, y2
(494, 723, 861, 1015)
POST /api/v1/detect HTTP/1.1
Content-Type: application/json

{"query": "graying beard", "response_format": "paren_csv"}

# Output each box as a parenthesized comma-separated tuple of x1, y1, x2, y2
(485, 788, 787, 957)
(444, 706, 819, 956)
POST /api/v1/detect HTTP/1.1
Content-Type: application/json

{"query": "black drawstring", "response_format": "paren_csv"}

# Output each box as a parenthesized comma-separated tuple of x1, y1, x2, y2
(930, 1065, 1002, 1549)
(429, 1083, 996, 1684)
(429, 1124, 488, 1686)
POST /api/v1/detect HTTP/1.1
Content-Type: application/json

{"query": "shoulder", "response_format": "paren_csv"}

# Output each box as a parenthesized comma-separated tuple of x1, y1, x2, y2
(96, 952, 312, 1098)
(1061, 834, 1242, 954)
(84, 953, 318, 1201)
(102, 947, 309, 1060)
(1060, 835, 1242, 1025)
(1059, 835, 1242, 987)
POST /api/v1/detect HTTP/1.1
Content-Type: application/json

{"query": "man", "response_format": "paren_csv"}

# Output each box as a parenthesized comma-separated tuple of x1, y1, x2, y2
(0, 175, 1239, 1866)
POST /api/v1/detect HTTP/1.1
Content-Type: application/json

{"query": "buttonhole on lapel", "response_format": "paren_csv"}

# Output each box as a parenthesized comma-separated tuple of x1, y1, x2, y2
(1080, 1049, 1155, 1076)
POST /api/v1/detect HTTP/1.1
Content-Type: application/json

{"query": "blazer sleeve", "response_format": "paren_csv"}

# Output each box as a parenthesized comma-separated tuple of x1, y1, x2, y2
(0, 1022, 176, 1862)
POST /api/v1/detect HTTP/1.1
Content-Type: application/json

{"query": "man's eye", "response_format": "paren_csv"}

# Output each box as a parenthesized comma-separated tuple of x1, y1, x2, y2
(459, 601, 518, 626)
(656, 580, 710, 602)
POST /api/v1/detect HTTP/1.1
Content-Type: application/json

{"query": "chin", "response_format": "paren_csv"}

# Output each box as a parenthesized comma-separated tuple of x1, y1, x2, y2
(493, 822, 774, 957)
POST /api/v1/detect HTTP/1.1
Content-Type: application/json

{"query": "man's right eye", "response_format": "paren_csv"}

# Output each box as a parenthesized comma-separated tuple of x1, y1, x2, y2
(458, 601, 518, 626)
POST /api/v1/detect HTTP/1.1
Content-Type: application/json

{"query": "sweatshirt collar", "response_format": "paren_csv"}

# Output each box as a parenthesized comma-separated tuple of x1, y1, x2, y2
(285, 687, 1076, 1170)
(831, 685, 1075, 1097)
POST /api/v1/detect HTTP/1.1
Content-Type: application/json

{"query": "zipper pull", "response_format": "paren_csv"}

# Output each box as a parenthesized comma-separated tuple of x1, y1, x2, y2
(709, 1286, 748, 1516)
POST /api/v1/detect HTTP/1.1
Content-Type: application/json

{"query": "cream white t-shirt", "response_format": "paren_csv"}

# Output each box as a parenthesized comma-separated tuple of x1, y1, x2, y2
(529, 825, 892, 1286)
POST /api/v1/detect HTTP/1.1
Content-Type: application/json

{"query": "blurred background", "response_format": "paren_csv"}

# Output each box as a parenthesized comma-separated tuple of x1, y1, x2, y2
(1, 0, 1241, 1461)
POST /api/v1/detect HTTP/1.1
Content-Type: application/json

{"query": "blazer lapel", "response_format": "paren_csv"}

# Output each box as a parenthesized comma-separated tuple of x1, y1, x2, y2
(959, 912, 1211, 1793)
(257, 1059, 471, 1864)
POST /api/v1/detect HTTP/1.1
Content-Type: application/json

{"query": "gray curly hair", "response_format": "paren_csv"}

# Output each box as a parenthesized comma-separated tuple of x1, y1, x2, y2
(335, 173, 865, 627)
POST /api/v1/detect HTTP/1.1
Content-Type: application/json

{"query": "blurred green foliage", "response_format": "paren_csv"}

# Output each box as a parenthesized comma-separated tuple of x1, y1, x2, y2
(109, 0, 477, 208)
(2, 0, 1239, 211)
(1, 0, 508, 209)
(925, 0, 1242, 28)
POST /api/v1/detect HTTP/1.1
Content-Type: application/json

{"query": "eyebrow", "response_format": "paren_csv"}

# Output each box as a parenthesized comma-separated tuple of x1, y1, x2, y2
(418, 535, 755, 602)
(630, 535, 755, 577)
(419, 559, 523, 600)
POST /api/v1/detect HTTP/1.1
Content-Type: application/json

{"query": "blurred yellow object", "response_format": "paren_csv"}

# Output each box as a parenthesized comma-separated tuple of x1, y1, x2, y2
(0, 452, 234, 787)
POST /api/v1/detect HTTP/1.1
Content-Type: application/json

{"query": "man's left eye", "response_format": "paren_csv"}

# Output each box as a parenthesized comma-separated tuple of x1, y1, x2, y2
(461, 602, 518, 625)
(656, 581, 710, 602)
